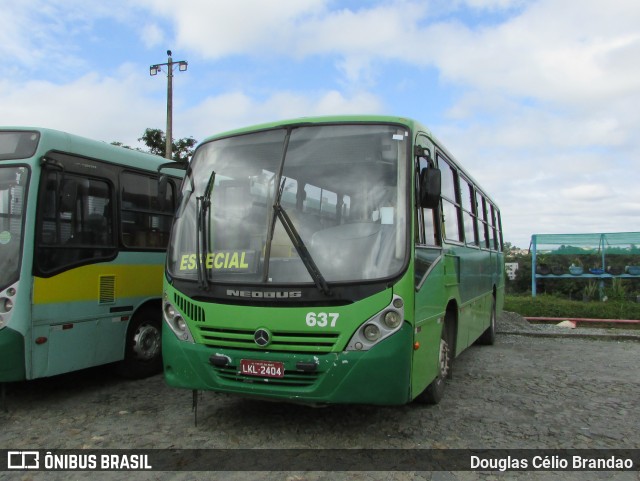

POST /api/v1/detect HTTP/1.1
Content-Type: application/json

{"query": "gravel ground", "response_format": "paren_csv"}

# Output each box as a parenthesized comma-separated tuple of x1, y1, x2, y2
(1, 312, 638, 481)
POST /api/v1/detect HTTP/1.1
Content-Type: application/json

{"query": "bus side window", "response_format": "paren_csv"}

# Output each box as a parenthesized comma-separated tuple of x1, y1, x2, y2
(36, 171, 115, 273)
(460, 177, 478, 246)
(121, 171, 175, 249)
(476, 192, 490, 248)
(438, 155, 463, 243)
(489, 203, 499, 251)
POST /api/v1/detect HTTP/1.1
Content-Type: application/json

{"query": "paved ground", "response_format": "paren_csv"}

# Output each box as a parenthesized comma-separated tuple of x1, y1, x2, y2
(1, 313, 638, 481)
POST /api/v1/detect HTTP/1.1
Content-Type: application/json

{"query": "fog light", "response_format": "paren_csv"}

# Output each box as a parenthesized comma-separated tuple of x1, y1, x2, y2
(363, 324, 380, 342)
(383, 311, 401, 328)
(393, 297, 403, 309)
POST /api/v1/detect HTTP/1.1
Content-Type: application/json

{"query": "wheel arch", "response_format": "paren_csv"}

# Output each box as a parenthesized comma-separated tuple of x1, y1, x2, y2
(444, 299, 459, 357)
(131, 297, 162, 321)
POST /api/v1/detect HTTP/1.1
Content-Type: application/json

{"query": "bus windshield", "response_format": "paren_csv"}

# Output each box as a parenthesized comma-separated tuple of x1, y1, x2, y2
(167, 123, 409, 286)
(0, 166, 29, 290)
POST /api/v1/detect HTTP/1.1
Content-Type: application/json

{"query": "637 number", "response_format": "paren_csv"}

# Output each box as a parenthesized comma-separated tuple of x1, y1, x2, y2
(305, 312, 339, 328)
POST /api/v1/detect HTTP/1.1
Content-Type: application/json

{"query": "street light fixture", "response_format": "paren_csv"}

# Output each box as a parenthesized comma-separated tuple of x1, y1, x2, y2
(149, 50, 188, 160)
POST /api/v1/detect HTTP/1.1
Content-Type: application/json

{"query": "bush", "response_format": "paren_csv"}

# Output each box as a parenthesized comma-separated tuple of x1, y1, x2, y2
(505, 294, 640, 320)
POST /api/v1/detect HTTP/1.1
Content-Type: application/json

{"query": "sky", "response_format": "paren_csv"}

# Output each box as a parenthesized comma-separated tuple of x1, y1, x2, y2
(2, 0, 639, 249)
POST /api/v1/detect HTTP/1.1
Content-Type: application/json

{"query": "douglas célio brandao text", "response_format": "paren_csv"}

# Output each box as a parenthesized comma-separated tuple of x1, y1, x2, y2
(470, 454, 635, 471)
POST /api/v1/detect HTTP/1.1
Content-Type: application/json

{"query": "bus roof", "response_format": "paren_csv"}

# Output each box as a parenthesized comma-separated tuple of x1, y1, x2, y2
(0, 126, 169, 173)
(199, 115, 431, 143)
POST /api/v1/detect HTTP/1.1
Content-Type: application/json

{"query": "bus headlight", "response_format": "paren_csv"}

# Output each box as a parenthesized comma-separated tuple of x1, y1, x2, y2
(346, 294, 405, 351)
(0, 282, 18, 329)
(363, 324, 380, 341)
(163, 300, 194, 343)
(0, 298, 13, 313)
(164, 303, 176, 320)
(383, 310, 401, 329)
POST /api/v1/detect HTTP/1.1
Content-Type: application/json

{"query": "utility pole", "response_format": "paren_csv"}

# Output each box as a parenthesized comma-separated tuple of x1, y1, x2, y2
(150, 50, 188, 160)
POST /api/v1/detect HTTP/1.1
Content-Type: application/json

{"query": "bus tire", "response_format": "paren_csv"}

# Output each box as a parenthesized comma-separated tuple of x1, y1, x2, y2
(476, 295, 496, 346)
(415, 319, 453, 405)
(117, 306, 162, 379)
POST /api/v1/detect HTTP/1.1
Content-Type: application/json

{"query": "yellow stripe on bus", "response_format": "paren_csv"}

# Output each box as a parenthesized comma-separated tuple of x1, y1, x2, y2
(33, 264, 164, 304)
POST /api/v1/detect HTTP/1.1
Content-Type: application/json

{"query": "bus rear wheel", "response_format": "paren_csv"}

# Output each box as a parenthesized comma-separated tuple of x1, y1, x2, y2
(117, 307, 162, 379)
(415, 320, 452, 405)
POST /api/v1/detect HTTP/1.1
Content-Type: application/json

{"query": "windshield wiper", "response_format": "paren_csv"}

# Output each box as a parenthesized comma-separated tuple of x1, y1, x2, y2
(273, 179, 332, 296)
(195, 171, 216, 289)
(275, 206, 332, 296)
(262, 128, 331, 296)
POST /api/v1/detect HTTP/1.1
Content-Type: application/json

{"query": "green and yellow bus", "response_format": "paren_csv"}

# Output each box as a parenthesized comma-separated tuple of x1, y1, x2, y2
(0, 127, 181, 382)
(162, 115, 504, 405)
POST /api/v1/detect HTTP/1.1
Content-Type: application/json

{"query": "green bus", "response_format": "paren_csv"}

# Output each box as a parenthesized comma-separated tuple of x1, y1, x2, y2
(0, 127, 181, 382)
(162, 115, 504, 405)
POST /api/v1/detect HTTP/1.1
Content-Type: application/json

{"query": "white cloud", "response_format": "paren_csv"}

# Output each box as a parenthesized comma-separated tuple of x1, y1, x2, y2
(4, 0, 640, 248)
(561, 184, 613, 202)
(426, 0, 640, 107)
(180, 89, 384, 141)
(460, 0, 524, 8)
(0, 0, 151, 80)
(137, 0, 429, 83)
(0, 66, 159, 147)
(138, 0, 327, 58)
(141, 23, 165, 49)
(136, 0, 640, 104)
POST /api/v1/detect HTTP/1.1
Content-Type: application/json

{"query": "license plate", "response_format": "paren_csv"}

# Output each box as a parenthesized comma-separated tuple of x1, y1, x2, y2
(240, 359, 285, 378)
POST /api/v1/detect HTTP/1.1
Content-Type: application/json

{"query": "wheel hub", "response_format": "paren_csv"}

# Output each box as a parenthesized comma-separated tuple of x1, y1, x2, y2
(132, 323, 160, 361)
(439, 338, 450, 378)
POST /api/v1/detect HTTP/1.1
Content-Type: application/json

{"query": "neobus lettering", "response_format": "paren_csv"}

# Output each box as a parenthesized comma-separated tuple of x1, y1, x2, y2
(179, 251, 250, 271)
(226, 290, 302, 298)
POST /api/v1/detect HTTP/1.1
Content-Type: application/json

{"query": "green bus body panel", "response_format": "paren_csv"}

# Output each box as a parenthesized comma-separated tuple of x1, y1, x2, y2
(410, 245, 505, 400)
(163, 283, 414, 405)
(163, 321, 413, 405)
(411, 251, 447, 400)
(171, 287, 392, 353)
(0, 328, 26, 381)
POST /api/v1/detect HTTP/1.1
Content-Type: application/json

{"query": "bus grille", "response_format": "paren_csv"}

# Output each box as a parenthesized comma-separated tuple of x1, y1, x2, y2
(174, 293, 206, 323)
(197, 326, 339, 353)
(213, 364, 320, 387)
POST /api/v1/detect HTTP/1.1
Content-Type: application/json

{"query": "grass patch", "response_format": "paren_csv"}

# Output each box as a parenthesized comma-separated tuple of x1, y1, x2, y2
(505, 294, 640, 321)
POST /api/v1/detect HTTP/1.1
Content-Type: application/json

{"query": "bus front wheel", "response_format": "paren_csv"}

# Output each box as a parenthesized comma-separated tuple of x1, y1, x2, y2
(415, 320, 453, 405)
(117, 307, 163, 379)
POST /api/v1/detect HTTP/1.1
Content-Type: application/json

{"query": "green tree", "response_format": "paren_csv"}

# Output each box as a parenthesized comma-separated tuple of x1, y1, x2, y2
(112, 128, 197, 163)
(138, 128, 197, 163)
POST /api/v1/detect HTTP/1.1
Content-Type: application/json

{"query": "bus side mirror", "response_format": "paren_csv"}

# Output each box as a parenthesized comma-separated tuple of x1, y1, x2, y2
(158, 174, 168, 211)
(419, 167, 441, 209)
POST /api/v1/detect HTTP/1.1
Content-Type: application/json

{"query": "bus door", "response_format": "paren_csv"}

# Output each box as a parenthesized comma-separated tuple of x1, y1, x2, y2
(31, 156, 122, 378)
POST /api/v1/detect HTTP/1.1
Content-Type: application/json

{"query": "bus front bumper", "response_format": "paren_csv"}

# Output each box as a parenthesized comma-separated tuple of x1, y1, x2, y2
(163, 323, 413, 405)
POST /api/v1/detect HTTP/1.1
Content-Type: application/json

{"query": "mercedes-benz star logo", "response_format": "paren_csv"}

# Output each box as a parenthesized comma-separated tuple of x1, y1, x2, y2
(254, 328, 271, 347)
